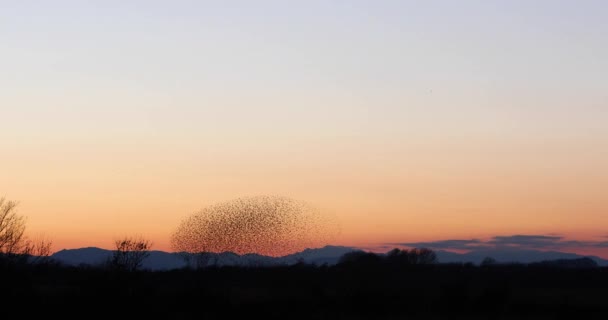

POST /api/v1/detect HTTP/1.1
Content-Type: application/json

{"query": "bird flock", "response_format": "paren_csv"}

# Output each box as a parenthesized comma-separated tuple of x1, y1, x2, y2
(172, 195, 337, 257)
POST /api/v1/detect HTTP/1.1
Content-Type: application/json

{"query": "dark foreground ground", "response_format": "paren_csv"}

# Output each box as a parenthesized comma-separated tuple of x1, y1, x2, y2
(3, 263, 608, 319)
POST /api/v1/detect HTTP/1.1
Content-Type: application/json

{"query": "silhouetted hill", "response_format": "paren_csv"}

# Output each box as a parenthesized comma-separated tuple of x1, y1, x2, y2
(51, 245, 358, 270)
(50, 246, 608, 270)
(530, 257, 599, 268)
(281, 245, 359, 265)
(52, 247, 111, 266)
(435, 248, 608, 266)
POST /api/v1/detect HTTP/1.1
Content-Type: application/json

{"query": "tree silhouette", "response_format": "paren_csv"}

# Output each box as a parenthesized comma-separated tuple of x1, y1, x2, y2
(338, 250, 383, 267)
(23, 234, 53, 265)
(0, 197, 26, 256)
(110, 235, 152, 271)
(386, 248, 437, 265)
(408, 248, 437, 265)
(481, 257, 497, 266)
(0, 197, 52, 264)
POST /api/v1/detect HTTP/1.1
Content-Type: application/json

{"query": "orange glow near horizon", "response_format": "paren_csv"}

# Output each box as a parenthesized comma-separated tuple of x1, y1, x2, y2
(6, 137, 607, 257)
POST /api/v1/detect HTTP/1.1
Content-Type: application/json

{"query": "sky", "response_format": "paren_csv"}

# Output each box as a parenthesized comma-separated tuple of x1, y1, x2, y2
(1, 1, 607, 256)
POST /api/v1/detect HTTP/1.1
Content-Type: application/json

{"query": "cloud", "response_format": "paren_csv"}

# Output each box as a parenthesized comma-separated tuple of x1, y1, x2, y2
(489, 235, 563, 248)
(392, 234, 608, 252)
(395, 239, 482, 250)
(538, 239, 608, 249)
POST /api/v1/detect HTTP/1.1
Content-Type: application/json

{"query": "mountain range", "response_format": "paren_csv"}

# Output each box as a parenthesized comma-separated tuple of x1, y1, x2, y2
(50, 246, 608, 270)
(435, 248, 608, 266)
(51, 245, 356, 270)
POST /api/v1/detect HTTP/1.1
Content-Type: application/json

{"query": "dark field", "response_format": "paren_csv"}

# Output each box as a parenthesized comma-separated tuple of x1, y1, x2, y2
(3, 262, 608, 319)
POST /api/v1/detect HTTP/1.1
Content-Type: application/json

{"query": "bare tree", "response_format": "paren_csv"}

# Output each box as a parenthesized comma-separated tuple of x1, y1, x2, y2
(385, 248, 438, 265)
(386, 248, 409, 264)
(408, 248, 438, 265)
(0, 197, 54, 264)
(23, 234, 54, 264)
(481, 257, 497, 266)
(111, 235, 152, 271)
(0, 197, 27, 256)
(419, 248, 438, 264)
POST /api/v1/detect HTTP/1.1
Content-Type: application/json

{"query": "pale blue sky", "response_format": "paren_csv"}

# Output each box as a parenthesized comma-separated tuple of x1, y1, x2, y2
(2, 0, 606, 140)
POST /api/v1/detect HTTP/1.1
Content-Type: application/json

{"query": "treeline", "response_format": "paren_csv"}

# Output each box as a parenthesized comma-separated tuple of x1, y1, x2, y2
(2, 250, 608, 319)
(338, 248, 437, 267)
(3, 196, 607, 318)
(336, 248, 600, 270)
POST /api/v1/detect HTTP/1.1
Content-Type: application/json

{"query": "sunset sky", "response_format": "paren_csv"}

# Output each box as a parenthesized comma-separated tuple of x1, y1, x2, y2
(1, 1, 607, 256)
